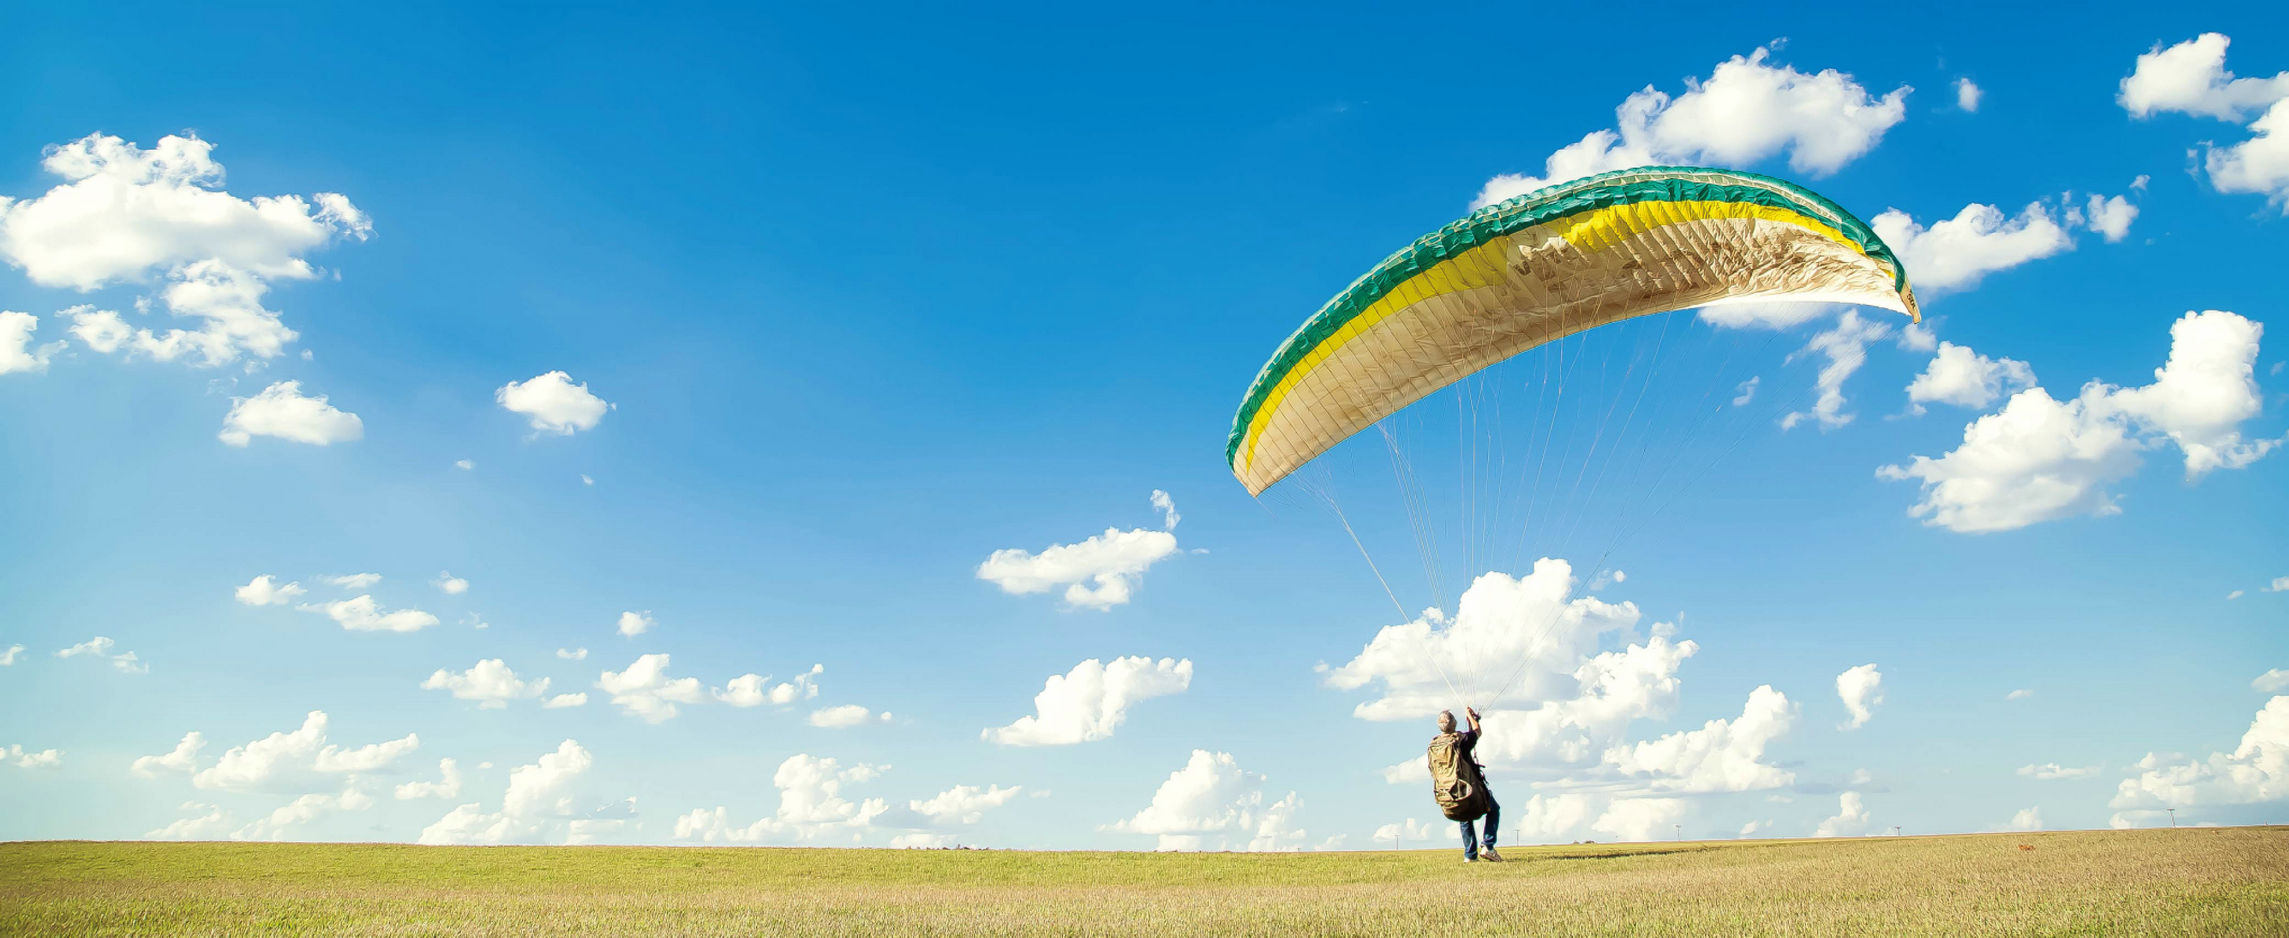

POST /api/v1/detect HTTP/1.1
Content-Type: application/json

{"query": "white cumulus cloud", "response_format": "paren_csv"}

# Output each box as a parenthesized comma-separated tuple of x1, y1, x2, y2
(419, 740, 616, 845)
(147, 802, 231, 840)
(132, 731, 206, 777)
(1836, 664, 1884, 729)
(1814, 792, 1870, 837)
(503, 744, 594, 819)
(1472, 47, 1908, 207)
(233, 575, 305, 606)
(2019, 763, 2099, 780)
(396, 759, 464, 800)
(0, 133, 370, 366)
(1907, 342, 2037, 414)
(497, 371, 612, 435)
(0, 311, 61, 375)
(1107, 750, 1305, 851)
(1592, 797, 1690, 842)
(218, 381, 363, 447)
(190, 711, 416, 792)
(616, 610, 653, 637)
(1508, 794, 1602, 843)
(1880, 310, 2278, 532)
(2109, 696, 2289, 827)
(1345, 558, 1810, 813)
(907, 784, 1025, 827)
(0, 133, 367, 288)
(299, 595, 439, 633)
(978, 495, 1185, 610)
(674, 754, 889, 844)
(874, 780, 1029, 847)
(422, 658, 550, 708)
(5, 744, 62, 769)
(2083, 193, 2139, 243)
(1376, 628, 1700, 786)
(1872, 203, 2074, 295)
(1150, 489, 1181, 529)
(2207, 98, 2289, 208)
(2000, 807, 2043, 832)
(1879, 385, 2141, 533)
(1371, 817, 1446, 843)
(231, 785, 375, 841)
(2106, 311, 2280, 476)
(809, 705, 878, 729)
(596, 653, 705, 723)
(57, 635, 148, 674)
(984, 656, 1193, 746)
(1603, 685, 1798, 792)
(1781, 309, 1895, 431)
(670, 807, 770, 844)
(1732, 376, 1760, 406)
(2120, 34, 2289, 209)
(1325, 558, 1644, 722)
(713, 664, 823, 707)
(2122, 33, 2289, 119)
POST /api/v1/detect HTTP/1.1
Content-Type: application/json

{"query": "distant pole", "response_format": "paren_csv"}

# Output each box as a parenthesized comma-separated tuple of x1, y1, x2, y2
(2166, 808, 2176, 828)
(1891, 826, 1901, 837)
(1673, 824, 1681, 841)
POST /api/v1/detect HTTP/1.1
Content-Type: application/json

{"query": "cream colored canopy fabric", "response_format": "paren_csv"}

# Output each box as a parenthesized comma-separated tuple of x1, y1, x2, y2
(1227, 166, 1918, 496)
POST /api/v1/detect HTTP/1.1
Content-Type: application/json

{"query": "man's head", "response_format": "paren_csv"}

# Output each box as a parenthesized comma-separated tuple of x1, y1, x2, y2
(1437, 710, 1456, 733)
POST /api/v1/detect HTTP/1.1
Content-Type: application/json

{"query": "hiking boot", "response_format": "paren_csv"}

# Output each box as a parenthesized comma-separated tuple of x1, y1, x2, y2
(1480, 848, 1504, 862)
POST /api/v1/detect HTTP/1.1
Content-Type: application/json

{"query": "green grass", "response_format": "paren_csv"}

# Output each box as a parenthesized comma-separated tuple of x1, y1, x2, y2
(4, 827, 2285, 936)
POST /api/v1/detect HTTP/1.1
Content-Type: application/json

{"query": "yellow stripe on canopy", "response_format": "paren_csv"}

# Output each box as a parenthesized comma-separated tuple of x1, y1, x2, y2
(1237, 200, 1884, 480)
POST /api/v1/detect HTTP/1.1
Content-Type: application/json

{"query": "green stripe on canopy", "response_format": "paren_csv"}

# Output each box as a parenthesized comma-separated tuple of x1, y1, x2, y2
(1224, 166, 1908, 472)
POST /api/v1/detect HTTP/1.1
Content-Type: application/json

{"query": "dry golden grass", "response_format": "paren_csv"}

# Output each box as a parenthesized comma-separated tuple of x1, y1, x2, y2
(3, 826, 2284, 936)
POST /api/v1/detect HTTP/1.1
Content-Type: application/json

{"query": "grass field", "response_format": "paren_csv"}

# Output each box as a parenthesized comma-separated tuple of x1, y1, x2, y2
(3, 827, 2285, 936)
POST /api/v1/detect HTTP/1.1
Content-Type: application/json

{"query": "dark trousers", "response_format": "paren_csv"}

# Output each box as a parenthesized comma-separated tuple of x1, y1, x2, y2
(1459, 793, 1501, 859)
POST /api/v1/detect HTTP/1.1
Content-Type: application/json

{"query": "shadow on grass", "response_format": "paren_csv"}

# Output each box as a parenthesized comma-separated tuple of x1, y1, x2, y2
(1533, 847, 1720, 861)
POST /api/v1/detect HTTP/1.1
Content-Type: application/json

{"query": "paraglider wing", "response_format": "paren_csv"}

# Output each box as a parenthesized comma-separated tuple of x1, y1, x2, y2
(1226, 166, 1918, 496)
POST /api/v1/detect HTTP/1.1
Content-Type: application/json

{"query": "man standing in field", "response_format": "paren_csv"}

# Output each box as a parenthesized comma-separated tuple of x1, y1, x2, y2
(1430, 707, 1502, 862)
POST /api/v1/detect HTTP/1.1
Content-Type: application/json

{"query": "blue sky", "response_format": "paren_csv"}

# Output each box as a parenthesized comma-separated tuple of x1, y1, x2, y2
(2, 4, 2285, 849)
